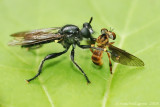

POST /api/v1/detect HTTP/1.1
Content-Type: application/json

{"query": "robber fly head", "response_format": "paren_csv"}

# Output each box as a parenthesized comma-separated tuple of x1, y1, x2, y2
(81, 17, 94, 38)
(101, 28, 116, 40)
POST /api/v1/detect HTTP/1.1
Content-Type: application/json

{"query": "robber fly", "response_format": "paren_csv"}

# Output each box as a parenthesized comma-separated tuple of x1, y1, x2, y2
(8, 17, 103, 84)
(90, 28, 144, 74)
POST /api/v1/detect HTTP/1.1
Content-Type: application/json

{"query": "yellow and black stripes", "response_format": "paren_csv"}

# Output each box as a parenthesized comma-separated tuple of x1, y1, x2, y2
(91, 50, 103, 65)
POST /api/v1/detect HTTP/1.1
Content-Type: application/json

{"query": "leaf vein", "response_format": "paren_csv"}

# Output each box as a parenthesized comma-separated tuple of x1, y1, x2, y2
(134, 41, 160, 55)
(32, 1, 55, 107)
(102, 0, 138, 106)
(125, 17, 160, 37)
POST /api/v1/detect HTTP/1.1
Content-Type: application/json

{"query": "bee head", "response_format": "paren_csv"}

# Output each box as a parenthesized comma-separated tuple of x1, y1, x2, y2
(101, 28, 116, 40)
(81, 17, 94, 38)
(96, 33, 108, 47)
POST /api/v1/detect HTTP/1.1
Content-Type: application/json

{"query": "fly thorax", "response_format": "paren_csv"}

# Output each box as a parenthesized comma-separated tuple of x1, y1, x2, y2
(59, 24, 82, 45)
(64, 32, 81, 44)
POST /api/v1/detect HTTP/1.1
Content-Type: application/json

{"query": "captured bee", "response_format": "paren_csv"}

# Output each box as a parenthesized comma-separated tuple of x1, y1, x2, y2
(90, 28, 144, 74)
(9, 17, 103, 84)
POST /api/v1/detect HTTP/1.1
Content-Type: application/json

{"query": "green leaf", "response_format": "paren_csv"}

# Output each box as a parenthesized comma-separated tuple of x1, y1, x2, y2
(0, 0, 160, 107)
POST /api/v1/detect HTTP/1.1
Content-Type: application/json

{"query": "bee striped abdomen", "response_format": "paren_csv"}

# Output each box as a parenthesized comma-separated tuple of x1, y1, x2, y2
(91, 50, 103, 65)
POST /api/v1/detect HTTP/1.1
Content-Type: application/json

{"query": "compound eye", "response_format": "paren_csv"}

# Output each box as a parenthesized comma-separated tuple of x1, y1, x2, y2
(83, 23, 90, 28)
(89, 28, 94, 34)
(109, 32, 116, 40)
(101, 28, 108, 34)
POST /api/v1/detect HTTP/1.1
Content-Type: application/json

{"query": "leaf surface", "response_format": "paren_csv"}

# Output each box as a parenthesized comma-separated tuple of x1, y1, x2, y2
(0, 0, 160, 107)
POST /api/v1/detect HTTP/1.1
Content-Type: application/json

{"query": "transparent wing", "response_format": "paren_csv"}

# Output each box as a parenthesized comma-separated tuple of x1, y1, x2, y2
(109, 44, 144, 66)
(8, 27, 63, 46)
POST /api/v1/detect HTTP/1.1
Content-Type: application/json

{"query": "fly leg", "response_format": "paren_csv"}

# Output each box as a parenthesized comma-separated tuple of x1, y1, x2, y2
(106, 51, 113, 74)
(90, 37, 96, 44)
(90, 44, 95, 53)
(77, 43, 106, 52)
(22, 44, 43, 50)
(70, 46, 91, 84)
(26, 48, 69, 83)
(27, 45, 43, 50)
(89, 37, 96, 53)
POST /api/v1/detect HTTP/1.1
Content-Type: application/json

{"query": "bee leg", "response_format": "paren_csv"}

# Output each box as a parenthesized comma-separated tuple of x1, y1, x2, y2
(70, 46, 91, 84)
(107, 52, 112, 74)
(26, 48, 69, 83)
(87, 37, 96, 53)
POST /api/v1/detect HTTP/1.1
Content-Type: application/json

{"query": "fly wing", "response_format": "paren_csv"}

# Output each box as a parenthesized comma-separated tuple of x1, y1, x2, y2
(108, 44, 144, 66)
(8, 27, 63, 46)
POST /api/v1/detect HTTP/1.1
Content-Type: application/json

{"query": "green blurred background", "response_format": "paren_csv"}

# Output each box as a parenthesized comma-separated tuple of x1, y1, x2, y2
(0, 0, 160, 107)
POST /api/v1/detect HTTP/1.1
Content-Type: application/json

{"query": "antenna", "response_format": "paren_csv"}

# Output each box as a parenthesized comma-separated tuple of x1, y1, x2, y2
(89, 17, 93, 24)
(110, 27, 114, 32)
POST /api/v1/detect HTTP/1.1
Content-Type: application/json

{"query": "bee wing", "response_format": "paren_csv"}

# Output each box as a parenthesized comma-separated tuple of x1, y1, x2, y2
(108, 44, 144, 66)
(8, 27, 63, 46)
